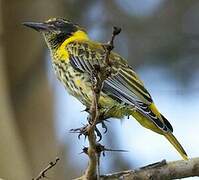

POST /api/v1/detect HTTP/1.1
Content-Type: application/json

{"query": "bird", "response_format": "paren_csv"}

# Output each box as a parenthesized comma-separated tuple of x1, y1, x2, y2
(23, 18, 188, 160)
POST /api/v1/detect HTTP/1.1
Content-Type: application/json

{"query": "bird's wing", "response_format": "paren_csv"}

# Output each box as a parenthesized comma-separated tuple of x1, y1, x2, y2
(67, 41, 172, 132)
(67, 41, 106, 73)
(103, 66, 172, 132)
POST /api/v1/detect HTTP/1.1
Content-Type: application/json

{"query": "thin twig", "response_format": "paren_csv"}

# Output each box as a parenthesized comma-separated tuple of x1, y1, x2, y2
(105, 26, 121, 65)
(83, 27, 121, 180)
(32, 157, 60, 180)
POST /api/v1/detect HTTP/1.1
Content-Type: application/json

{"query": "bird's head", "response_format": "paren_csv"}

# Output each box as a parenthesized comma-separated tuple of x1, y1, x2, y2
(23, 18, 88, 49)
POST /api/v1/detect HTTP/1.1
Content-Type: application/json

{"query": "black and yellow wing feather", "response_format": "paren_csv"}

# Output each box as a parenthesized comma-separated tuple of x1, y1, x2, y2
(66, 41, 172, 132)
(65, 40, 188, 160)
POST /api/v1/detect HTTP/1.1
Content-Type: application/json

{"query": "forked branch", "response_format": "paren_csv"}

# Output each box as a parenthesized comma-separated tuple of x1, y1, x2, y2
(32, 157, 60, 180)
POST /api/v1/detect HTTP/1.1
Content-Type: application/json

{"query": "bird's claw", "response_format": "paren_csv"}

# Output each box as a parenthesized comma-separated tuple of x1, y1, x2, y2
(95, 127, 102, 142)
(70, 124, 89, 139)
(101, 121, 108, 134)
(70, 124, 103, 141)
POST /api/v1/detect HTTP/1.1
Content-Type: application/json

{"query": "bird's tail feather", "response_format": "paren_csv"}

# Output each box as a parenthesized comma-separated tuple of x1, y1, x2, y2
(164, 132, 188, 160)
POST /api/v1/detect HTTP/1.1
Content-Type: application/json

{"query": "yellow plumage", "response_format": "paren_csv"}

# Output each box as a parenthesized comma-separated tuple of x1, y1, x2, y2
(133, 103, 188, 160)
(23, 18, 188, 160)
(56, 30, 89, 60)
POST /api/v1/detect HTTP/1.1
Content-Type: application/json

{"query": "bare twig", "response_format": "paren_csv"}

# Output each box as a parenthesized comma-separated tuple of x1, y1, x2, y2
(82, 27, 121, 180)
(32, 157, 60, 180)
(105, 26, 121, 65)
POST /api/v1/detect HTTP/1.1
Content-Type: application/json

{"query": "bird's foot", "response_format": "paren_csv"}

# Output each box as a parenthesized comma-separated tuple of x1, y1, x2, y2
(70, 124, 103, 141)
(100, 120, 108, 134)
(70, 124, 89, 139)
(94, 126, 103, 141)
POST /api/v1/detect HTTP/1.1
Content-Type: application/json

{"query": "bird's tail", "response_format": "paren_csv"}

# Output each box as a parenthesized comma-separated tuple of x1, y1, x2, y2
(164, 132, 188, 160)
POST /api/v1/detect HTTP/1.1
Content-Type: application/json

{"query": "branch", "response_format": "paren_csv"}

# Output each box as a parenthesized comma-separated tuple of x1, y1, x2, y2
(81, 27, 121, 180)
(32, 157, 60, 180)
(100, 157, 199, 179)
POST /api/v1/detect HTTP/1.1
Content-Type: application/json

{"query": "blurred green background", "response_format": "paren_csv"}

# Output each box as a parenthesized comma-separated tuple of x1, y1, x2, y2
(0, 0, 199, 179)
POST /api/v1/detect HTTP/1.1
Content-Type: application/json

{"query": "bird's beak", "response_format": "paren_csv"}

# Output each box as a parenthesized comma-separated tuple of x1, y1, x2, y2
(22, 22, 49, 32)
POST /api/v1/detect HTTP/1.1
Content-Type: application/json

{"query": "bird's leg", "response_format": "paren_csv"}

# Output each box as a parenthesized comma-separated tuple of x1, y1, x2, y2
(70, 115, 103, 141)
(91, 119, 109, 141)
(96, 118, 109, 134)
(94, 127, 102, 142)
(101, 120, 108, 134)
(70, 124, 103, 141)
(70, 115, 92, 139)
(70, 124, 90, 139)
(96, 110, 109, 134)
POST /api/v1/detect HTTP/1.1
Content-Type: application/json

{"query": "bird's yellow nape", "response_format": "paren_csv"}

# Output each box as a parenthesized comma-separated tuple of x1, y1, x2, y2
(56, 30, 89, 60)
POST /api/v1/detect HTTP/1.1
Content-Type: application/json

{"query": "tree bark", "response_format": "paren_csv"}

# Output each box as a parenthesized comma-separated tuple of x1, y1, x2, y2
(100, 158, 199, 180)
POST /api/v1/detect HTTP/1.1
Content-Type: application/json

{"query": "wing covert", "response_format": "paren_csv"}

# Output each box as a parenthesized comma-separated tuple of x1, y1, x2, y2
(66, 41, 170, 132)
